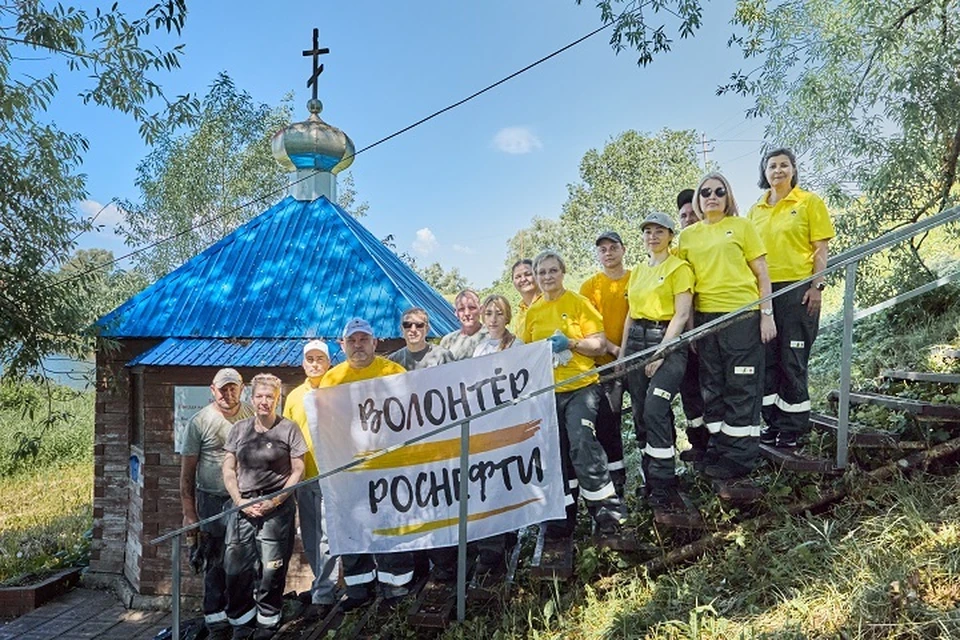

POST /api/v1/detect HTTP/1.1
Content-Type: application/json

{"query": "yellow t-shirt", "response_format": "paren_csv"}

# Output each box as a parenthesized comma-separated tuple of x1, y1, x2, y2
(579, 271, 631, 365)
(283, 379, 323, 480)
(678, 216, 766, 313)
(627, 256, 695, 322)
(521, 290, 603, 393)
(319, 356, 407, 388)
(747, 186, 835, 282)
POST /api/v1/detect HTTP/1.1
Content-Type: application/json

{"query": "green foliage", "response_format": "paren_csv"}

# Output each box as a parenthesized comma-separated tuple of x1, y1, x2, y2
(502, 129, 702, 281)
(576, 0, 705, 67)
(56, 248, 148, 324)
(0, 1, 199, 379)
(118, 73, 293, 279)
(725, 0, 960, 304)
(418, 262, 470, 295)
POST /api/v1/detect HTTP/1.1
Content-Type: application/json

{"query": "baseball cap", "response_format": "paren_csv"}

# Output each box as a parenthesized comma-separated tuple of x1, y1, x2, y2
(212, 368, 243, 388)
(342, 317, 374, 339)
(303, 339, 330, 358)
(640, 212, 677, 234)
(595, 230, 623, 245)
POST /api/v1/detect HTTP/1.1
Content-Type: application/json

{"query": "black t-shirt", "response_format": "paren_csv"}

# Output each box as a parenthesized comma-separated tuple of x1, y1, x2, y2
(224, 416, 307, 494)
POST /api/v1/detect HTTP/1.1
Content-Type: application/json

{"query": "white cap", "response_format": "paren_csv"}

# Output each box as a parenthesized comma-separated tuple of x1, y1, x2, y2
(212, 368, 242, 388)
(303, 339, 330, 358)
(342, 317, 374, 339)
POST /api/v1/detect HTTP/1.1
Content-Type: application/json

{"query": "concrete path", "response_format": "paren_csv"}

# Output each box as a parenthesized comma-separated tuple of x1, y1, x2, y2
(0, 587, 175, 640)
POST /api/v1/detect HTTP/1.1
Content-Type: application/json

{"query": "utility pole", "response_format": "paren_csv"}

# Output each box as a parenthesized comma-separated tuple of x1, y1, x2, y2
(700, 132, 715, 171)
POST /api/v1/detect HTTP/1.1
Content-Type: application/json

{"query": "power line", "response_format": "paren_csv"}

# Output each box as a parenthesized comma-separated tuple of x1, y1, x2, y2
(35, 3, 652, 297)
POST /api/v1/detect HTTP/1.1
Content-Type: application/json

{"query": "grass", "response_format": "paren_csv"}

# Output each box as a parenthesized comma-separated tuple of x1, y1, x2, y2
(0, 387, 93, 584)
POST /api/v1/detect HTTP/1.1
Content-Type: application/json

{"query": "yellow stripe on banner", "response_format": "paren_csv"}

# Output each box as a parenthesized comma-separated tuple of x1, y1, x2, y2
(372, 498, 542, 536)
(349, 419, 542, 471)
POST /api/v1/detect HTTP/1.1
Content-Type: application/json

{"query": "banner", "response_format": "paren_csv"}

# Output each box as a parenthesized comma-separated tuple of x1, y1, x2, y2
(307, 342, 565, 555)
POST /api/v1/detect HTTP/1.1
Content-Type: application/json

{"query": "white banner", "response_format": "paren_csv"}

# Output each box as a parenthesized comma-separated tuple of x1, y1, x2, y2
(307, 342, 565, 555)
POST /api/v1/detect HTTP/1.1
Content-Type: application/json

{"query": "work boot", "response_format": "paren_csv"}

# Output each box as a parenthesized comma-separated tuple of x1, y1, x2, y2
(759, 426, 779, 446)
(776, 432, 800, 449)
(678, 446, 706, 463)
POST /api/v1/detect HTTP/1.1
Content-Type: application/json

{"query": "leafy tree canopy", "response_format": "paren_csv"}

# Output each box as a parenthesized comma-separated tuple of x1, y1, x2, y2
(577, 0, 705, 66)
(0, 0, 198, 378)
(724, 0, 960, 303)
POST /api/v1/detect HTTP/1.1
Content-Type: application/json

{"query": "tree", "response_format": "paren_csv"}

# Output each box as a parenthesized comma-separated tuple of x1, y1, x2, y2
(724, 0, 960, 303)
(0, 1, 198, 379)
(57, 249, 148, 327)
(576, 0, 705, 66)
(118, 73, 292, 279)
(418, 262, 469, 296)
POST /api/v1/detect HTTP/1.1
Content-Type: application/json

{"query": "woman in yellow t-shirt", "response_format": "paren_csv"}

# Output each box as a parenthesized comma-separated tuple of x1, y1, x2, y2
(677, 173, 776, 487)
(748, 148, 835, 449)
(521, 250, 626, 543)
(619, 212, 701, 527)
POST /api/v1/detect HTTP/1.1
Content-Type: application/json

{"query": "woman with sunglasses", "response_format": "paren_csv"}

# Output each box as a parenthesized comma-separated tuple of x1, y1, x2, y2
(747, 148, 835, 449)
(388, 307, 454, 370)
(677, 173, 776, 489)
(619, 212, 701, 527)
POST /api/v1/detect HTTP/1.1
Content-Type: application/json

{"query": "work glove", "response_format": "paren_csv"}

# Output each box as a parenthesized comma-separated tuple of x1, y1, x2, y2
(188, 531, 209, 574)
(546, 331, 569, 353)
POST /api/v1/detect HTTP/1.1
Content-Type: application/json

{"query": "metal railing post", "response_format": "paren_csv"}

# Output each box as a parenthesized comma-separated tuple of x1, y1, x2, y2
(171, 533, 181, 640)
(836, 260, 859, 469)
(456, 419, 470, 623)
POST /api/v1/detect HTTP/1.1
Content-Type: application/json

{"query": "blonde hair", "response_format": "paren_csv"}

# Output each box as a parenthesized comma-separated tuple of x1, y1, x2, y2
(249, 373, 282, 398)
(481, 295, 517, 351)
(692, 172, 740, 218)
(400, 307, 429, 327)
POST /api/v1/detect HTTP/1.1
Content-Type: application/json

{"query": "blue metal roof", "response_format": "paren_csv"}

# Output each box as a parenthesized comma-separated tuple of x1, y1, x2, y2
(127, 337, 344, 368)
(98, 196, 458, 339)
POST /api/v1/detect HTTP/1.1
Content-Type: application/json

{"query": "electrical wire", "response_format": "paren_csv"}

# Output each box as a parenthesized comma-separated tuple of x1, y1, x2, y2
(34, 2, 653, 297)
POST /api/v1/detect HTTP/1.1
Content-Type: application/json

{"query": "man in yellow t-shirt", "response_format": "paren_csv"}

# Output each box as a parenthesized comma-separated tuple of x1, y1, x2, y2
(579, 230, 630, 496)
(282, 340, 337, 620)
(319, 318, 409, 610)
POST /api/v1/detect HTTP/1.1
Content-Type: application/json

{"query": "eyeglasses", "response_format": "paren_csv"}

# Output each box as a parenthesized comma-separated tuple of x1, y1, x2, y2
(402, 321, 426, 329)
(699, 186, 727, 198)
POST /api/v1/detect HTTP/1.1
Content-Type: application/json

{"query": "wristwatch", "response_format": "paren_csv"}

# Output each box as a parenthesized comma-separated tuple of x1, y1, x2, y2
(814, 281, 827, 291)
(761, 308, 774, 316)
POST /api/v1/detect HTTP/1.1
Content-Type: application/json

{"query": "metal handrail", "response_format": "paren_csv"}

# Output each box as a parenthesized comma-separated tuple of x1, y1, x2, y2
(153, 203, 960, 638)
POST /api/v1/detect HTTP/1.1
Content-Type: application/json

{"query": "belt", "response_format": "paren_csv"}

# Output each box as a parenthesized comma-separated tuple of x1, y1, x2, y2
(632, 318, 668, 331)
(240, 489, 276, 499)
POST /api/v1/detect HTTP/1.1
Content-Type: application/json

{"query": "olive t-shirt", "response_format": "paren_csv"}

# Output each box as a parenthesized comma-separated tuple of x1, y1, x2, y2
(223, 416, 307, 494)
(181, 402, 254, 495)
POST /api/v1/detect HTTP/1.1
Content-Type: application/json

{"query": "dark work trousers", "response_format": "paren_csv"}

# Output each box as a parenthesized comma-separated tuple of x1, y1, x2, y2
(763, 281, 820, 437)
(196, 490, 230, 633)
(679, 346, 710, 451)
(596, 377, 627, 492)
(295, 482, 339, 605)
(224, 496, 296, 632)
(342, 550, 415, 599)
(623, 320, 688, 488)
(544, 384, 625, 537)
(696, 311, 764, 477)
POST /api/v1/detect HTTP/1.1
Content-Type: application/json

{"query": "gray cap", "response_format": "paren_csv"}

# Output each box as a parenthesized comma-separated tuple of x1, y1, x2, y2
(212, 368, 243, 388)
(640, 212, 676, 234)
(595, 230, 623, 245)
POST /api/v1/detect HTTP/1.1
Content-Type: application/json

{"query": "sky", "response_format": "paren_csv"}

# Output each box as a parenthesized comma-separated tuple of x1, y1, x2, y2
(36, 0, 769, 287)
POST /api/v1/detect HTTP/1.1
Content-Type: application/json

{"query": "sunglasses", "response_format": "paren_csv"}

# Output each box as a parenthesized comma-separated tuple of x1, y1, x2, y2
(699, 186, 727, 198)
(402, 321, 426, 329)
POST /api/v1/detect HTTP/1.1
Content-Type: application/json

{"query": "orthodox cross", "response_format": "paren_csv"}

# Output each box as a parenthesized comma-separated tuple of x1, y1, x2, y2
(302, 28, 330, 100)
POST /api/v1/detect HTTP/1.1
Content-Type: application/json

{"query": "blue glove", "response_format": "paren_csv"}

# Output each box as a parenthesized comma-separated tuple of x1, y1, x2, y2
(547, 333, 570, 353)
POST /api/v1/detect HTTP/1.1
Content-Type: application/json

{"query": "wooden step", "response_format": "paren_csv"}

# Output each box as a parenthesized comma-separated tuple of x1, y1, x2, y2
(759, 443, 837, 473)
(809, 412, 899, 448)
(530, 525, 574, 580)
(828, 390, 960, 420)
(881, 370, 960, 385)
(407, 579, 456, 629)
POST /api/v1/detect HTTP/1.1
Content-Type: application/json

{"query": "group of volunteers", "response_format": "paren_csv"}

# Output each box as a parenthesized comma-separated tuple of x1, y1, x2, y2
(178, 147, 834, 640)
